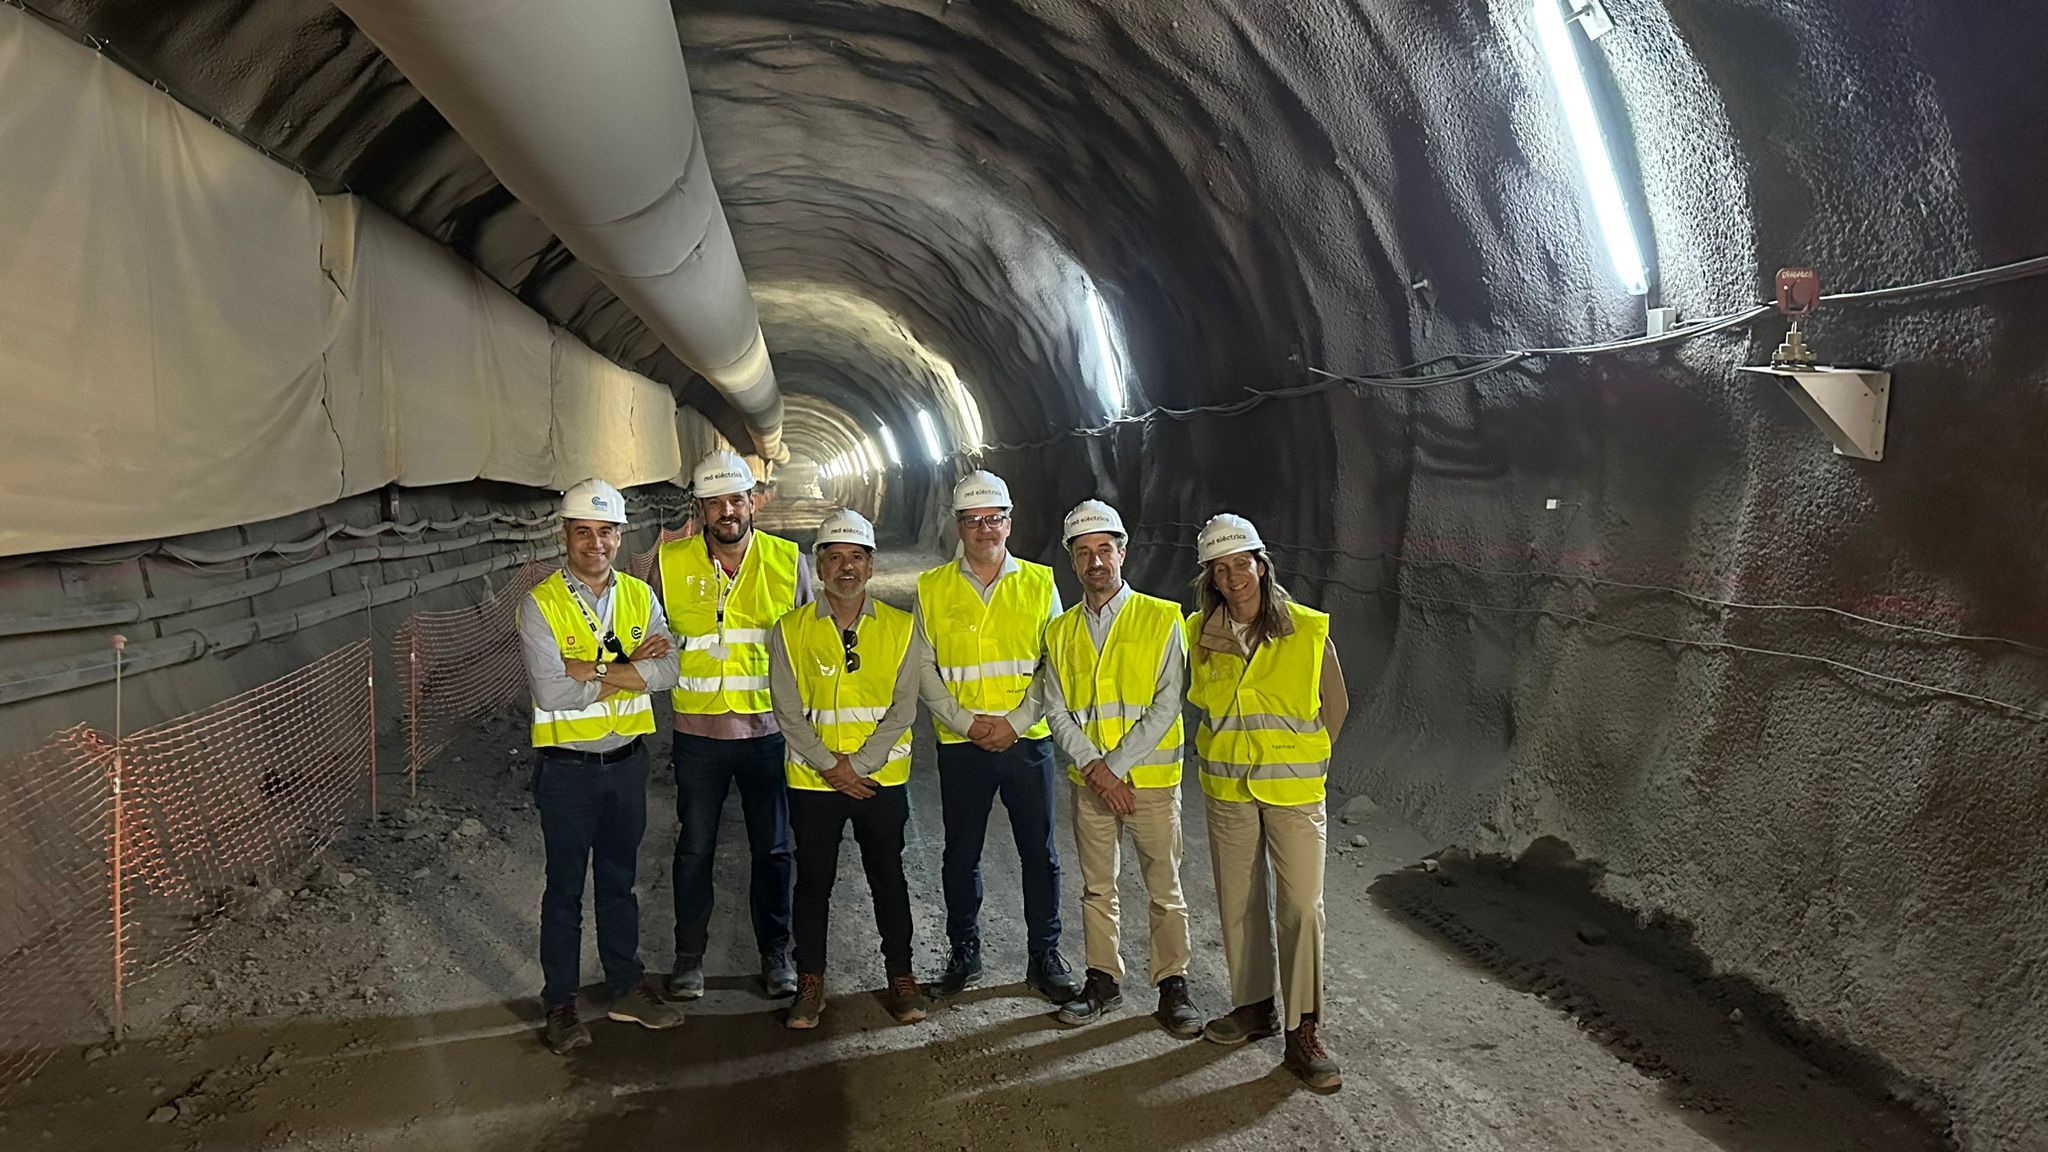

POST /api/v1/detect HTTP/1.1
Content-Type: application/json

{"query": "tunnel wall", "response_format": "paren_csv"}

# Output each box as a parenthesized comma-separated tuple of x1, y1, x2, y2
(1025, 5, 2045, 1147)
(0, 8, 684, 557)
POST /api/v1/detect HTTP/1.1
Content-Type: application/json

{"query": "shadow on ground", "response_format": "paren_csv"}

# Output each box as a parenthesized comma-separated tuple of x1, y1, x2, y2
(1369, 839, 1953, 1152)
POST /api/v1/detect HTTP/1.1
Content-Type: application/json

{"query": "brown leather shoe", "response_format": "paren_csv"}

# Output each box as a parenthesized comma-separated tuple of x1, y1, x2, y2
(1284, 1014, 1342, 1091)
(1202, 997, 1280, 1045)
(883, 974, 928, 1024)
(786, 973, 825, 1030)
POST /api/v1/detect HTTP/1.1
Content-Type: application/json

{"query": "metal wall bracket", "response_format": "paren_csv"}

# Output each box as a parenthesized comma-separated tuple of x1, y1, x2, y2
(1738, 365, 1891, 461)
(1565, 0, 1615, 39)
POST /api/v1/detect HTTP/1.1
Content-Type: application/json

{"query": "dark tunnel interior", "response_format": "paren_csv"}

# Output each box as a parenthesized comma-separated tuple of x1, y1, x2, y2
(1, 1, 2045, 1148)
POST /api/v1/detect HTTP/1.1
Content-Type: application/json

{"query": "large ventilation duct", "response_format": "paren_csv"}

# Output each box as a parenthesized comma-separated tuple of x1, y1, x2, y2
(328, 0, 787, 463)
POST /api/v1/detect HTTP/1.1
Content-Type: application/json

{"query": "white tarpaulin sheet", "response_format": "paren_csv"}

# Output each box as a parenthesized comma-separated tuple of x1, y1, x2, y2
(550, 329, 681, 490)
(0, 7, 686, 556)
(0, 12, 341, 555)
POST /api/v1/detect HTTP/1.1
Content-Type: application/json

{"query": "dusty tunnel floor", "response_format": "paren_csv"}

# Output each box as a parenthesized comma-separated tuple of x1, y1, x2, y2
(0, 560, 1947, 1152)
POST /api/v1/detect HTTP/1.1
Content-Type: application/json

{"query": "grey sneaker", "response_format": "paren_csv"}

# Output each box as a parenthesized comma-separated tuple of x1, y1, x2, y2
(543, 1004, 591, 1054)
(786, 973, 825, 1030)
(665, 963, 705, 1001)
(763, 951, 798, 999)
(1284, 1015, 1342, 1091)
(608, 981, 683, 1030)
(1203, 997, 1281, 1046)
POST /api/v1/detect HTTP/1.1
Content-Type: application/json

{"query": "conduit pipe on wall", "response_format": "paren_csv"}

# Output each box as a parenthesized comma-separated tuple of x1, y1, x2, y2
(0, 544, 566, 707)
(328, 0, 788, 462)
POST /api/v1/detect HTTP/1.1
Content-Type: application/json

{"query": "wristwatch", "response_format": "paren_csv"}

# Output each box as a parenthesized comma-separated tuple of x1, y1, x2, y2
(593, 661, 610, 677)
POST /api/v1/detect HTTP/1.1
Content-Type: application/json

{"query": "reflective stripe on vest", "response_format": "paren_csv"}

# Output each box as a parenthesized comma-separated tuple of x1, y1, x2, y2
(528, 571, 660, 748)
(780, 601, 916, 790)
(1183, 601, 1331, 805)
(1046, 590, 1185, 788)
(660, 532, 800, 715)
(916, 560, 1055, 744)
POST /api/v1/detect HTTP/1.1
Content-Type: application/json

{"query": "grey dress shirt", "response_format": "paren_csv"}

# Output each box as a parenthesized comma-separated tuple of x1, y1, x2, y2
(767, 596, 923, 779)
(1036, 582, 1187, 780)
(518, 568, 681, 754)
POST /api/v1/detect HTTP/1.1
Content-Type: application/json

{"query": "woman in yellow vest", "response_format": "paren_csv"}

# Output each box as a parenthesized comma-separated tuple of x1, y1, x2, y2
(516, 479, 684, 1053)
(766, 509, 928, 1030)
(1186, 513, 1349, 1091)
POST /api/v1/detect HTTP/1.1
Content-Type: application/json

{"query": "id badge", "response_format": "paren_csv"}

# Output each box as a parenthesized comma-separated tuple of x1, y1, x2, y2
(708, 642, 731, 660)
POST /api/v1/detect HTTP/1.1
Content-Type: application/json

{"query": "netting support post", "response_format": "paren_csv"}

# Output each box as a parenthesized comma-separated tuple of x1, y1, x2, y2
(108, 634, 127, 1045)
(407, 629, 420, 799)
(363, 586, 377, 826)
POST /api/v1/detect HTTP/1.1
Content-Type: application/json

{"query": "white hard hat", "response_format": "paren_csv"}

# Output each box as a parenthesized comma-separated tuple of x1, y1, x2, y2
(691, 449, 756, 499)
(560, 478, 627, 525)
(1061, 499, 1126, 548)
(952, 469, 1013, 513)
(814, 508, 877, 552)
(1196, 513, 1264, 564)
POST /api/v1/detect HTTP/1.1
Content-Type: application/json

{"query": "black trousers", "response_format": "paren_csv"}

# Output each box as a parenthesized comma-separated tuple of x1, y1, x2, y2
(938, 737, 1062, 955)
(533, 741, 648, 1008)
(789, 783, 914, 979)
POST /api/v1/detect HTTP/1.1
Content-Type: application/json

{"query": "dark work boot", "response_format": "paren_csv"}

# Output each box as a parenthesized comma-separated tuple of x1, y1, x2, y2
(929, 939, 982, 997)
(542, 1004, 591, 1054)
(1284, 1014, 1342, 1091)
(1026, 949, 1082, 1004)
(1156, 975, 1204, 1039)
(1054, 969, 1123, 1026)
(1203, 997, 1281, 1046)
(665, 961, 705, 1001)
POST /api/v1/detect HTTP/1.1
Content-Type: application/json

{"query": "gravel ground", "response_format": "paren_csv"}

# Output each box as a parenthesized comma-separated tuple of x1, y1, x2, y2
(0, 554, 1940, 1152)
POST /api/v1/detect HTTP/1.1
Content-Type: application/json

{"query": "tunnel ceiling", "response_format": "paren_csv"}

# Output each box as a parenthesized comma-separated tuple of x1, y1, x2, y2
(21, 0, 2048, 471)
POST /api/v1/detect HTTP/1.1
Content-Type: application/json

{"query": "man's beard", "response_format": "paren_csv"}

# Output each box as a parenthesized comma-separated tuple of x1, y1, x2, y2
(710, 516, 750, 544)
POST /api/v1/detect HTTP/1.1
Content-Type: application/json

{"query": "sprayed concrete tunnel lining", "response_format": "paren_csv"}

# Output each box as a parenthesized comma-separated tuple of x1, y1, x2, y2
(1, 1, 2045, 1150)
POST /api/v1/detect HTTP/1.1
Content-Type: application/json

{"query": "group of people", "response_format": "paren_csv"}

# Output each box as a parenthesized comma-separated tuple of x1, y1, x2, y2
(516, 450, 1348, 1091)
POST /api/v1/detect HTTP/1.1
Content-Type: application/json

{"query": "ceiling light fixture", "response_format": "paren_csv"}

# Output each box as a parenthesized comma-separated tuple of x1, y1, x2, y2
(915, 409, 946, 463)
(1534, 0, 1648, 296)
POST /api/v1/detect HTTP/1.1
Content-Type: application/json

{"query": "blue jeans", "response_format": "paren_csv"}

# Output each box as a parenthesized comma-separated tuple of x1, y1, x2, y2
(671, 732, 794, 964)
(533, 741, 649, 1009)
(938, 737, 1062, 956)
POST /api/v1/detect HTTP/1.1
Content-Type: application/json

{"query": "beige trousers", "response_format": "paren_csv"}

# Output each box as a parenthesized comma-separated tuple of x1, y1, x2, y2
(1070, 781, 1191, 984)
(1204, 793, 1326, 1031)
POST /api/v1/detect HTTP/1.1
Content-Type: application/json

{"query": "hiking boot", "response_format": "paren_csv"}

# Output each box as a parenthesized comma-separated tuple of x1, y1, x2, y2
(1203, 997, 1281, 1046)
(1054, 969, 1123, 1026)
(542, 1004, 591, 1054)
(883, 974, 928, 1024)
(929, 940, 982, 997)
(762, 950, 798, 998)
(1026, 949, 1082, 1004)
(607, 981, 683, 1030)
(1156, 975, 1204, 1039)
(1285, 1015, 1342, 1091)
(665, 962, 705, 1001)
(786, 973, 825, 1030)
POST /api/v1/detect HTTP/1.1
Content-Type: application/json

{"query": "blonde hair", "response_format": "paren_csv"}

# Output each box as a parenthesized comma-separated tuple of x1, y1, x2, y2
(1189, 548, 1291, 661)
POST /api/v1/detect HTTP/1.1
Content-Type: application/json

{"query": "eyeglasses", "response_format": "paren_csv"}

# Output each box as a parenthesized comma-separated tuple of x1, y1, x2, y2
(956, 513, 1010, 530)
(840, 626, 861, 673)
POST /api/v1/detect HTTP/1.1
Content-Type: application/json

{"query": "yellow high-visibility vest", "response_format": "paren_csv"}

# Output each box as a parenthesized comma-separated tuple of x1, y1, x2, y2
(528, 571, 658, 748)
(659, 532, 801, 715)
(1045, 590, 1185, 788)
(1184, 601, 1331, 805)
(778, 601, 915, 790)
(916, 559, 1055, 744)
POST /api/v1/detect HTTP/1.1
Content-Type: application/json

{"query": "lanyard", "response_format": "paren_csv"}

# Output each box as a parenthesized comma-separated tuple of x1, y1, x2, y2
(564, 571, 617, 650)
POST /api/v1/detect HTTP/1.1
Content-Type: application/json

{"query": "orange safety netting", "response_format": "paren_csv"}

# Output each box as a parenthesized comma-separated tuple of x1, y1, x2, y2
(392, 562, 553, 788)
(0, 640, 374, 1090)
